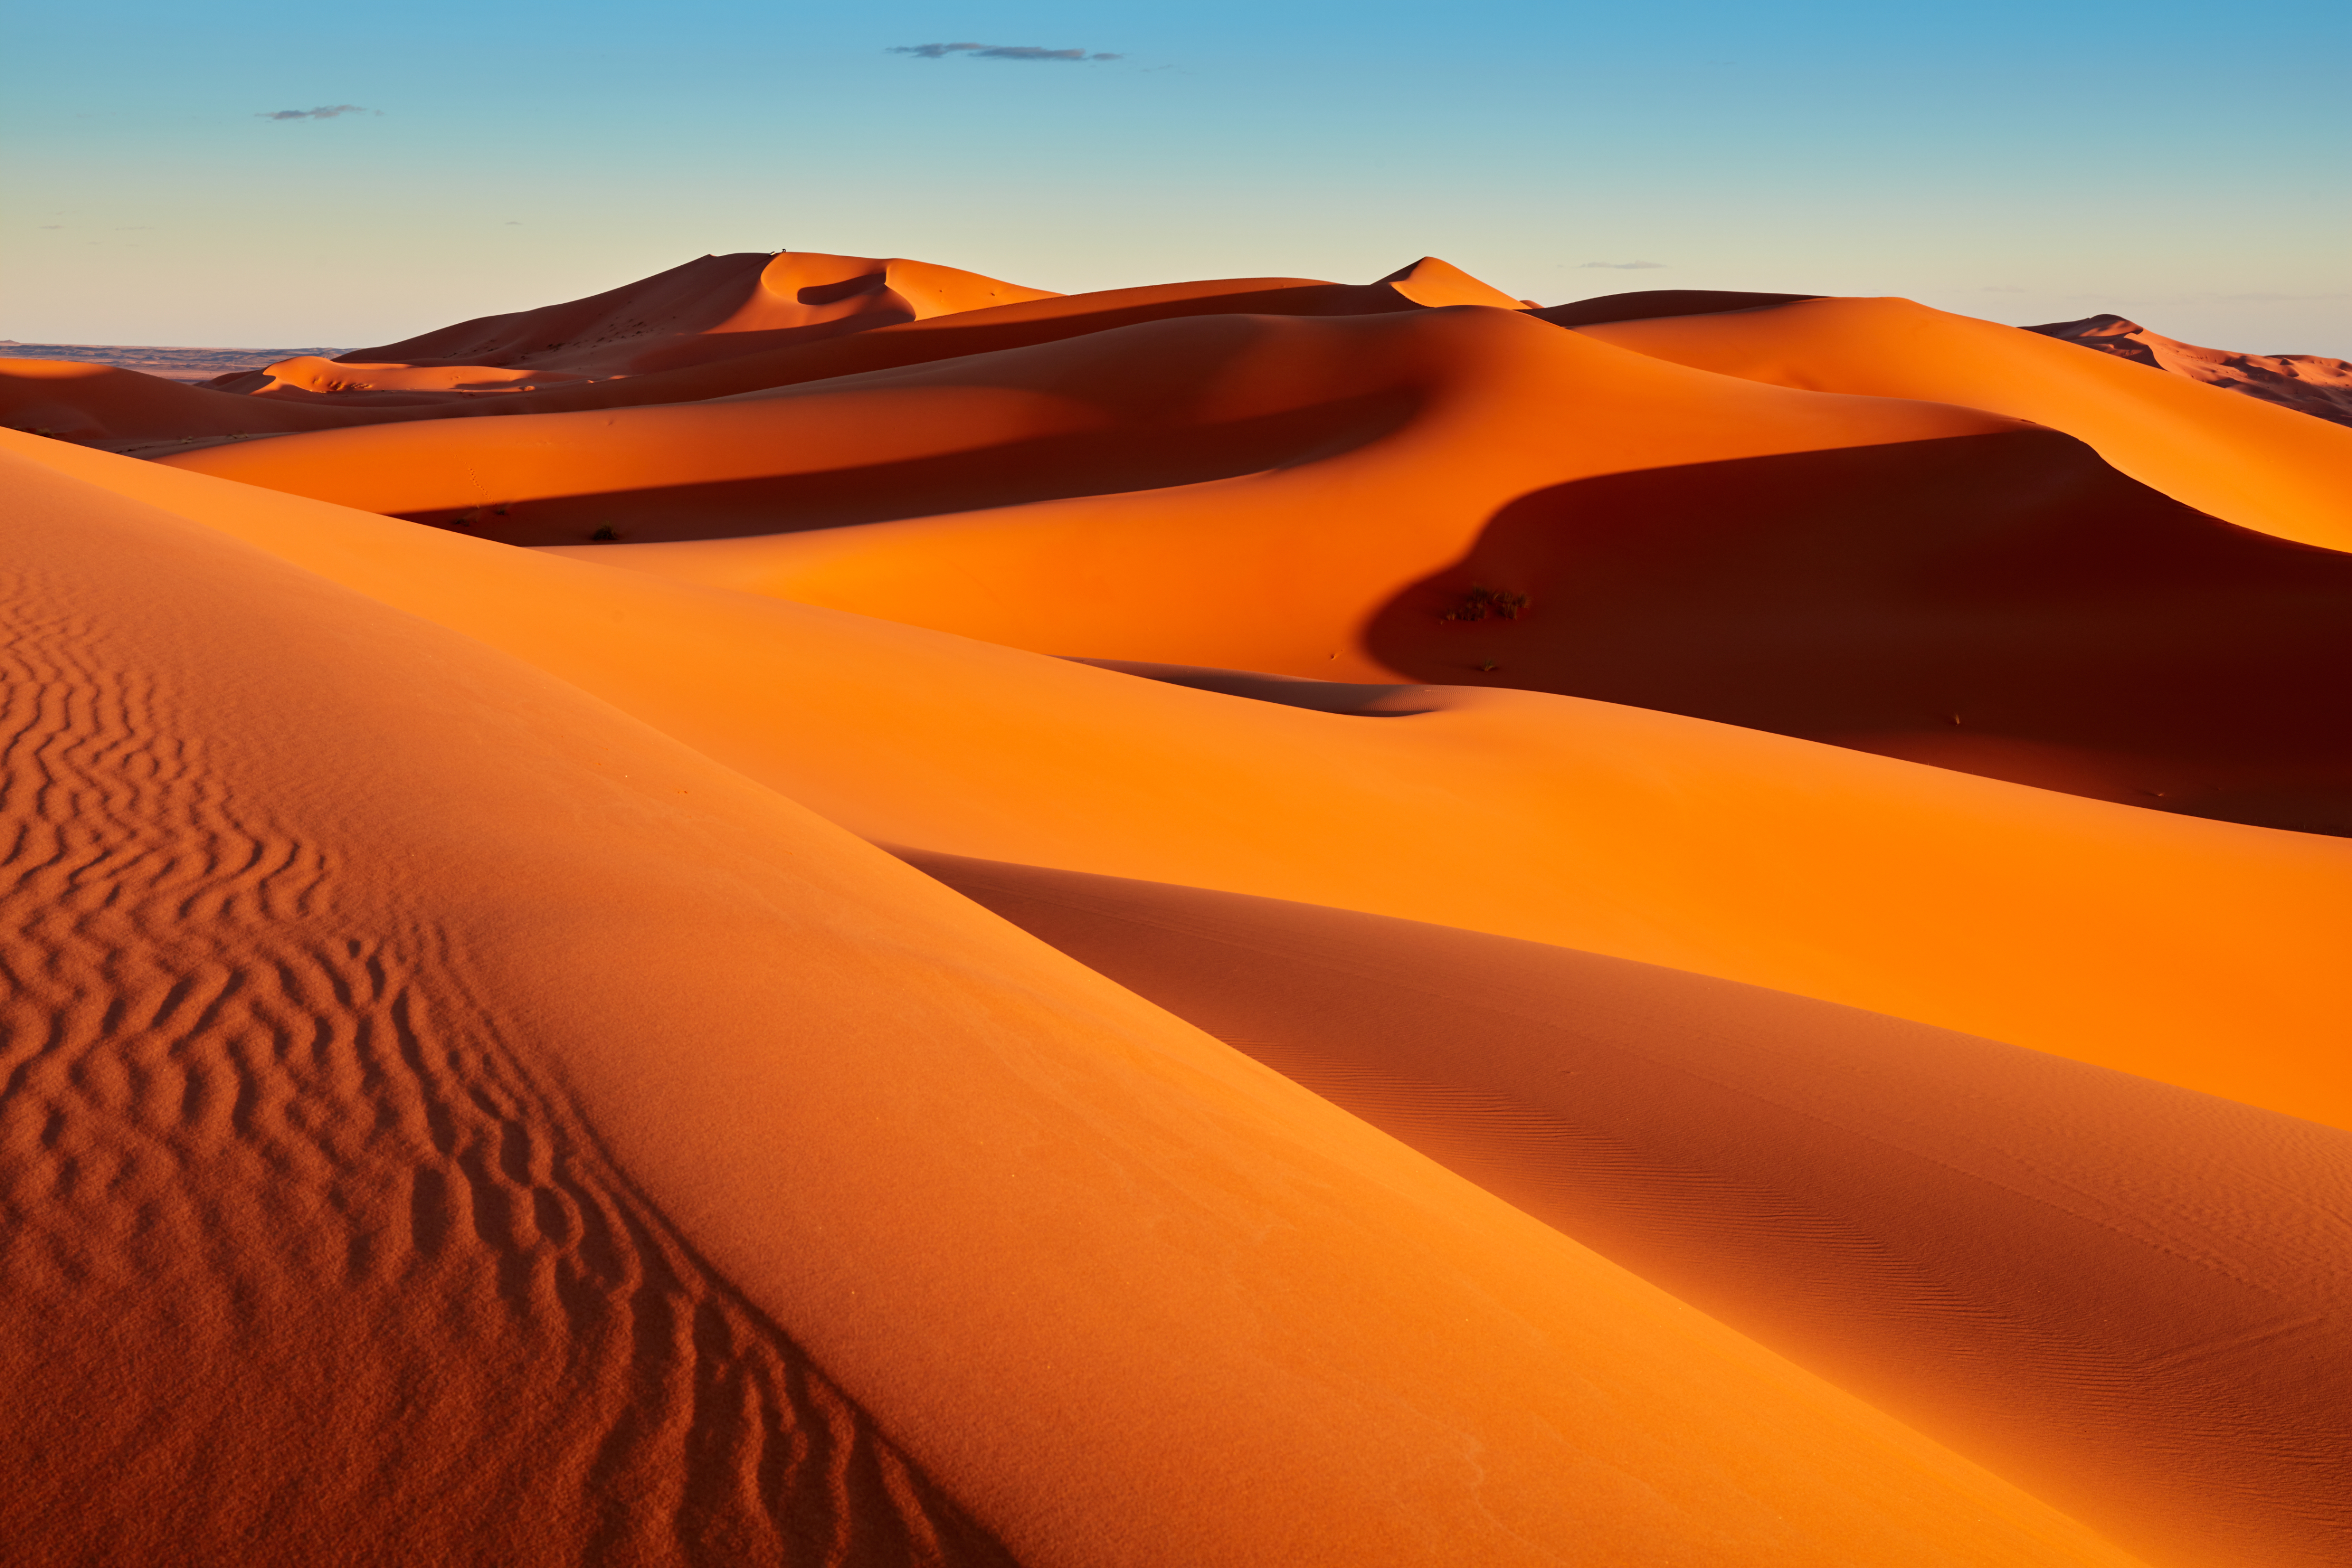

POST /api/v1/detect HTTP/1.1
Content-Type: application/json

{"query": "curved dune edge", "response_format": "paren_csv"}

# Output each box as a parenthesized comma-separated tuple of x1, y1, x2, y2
(1, 262, 1477, 448)
(357, 304, 2352, 835)
(907, 850, 2352, 1568)
(158, 306, 2021, 544)
(12, 431, 2350, 1131)
(1571, 296, 2352, 552)
(300, 250, 1062, 386)
(0, 443, 2154, 1566)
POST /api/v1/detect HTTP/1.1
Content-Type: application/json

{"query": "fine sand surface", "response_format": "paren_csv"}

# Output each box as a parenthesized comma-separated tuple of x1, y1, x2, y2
(19, 435, 2352, 1135)
(8, 247, 2349, 1567)
(2026, 313, 2352, 428)
(0, 255, 1499, 448)
(0, 436, 2154, 1566)
(908, 851, 2352, 1568)
(161, 300, 2343, 830)
(1572, 296, 2352, 552)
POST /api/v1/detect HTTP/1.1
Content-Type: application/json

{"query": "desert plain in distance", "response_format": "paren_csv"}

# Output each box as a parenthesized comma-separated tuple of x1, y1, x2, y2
(3, 247, 2349, 1568)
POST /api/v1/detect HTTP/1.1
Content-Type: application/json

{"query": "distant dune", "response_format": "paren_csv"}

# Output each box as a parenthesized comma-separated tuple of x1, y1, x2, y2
(4, 246, 2347, 1567)
(2026, 314, 2352, 428)
(0, 340, 347, 381)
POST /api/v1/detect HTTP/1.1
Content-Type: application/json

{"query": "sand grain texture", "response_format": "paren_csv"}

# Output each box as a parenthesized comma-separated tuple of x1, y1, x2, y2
(910, 851, 2352, 1568)
(0, 436, 2160, 1565)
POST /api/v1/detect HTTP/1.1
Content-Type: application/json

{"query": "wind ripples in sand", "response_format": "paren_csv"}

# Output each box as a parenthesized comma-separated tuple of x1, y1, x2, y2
(0, 568, 1012, 1567)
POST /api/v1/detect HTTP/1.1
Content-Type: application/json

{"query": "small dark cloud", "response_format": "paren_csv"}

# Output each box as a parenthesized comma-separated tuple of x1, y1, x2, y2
(888, 42, 1120, 61)
(258, 104, 368, 121)
(1577, 260, 1667, 270)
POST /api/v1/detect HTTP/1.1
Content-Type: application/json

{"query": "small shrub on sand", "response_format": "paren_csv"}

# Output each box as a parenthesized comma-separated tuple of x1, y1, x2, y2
(1440, 586, 1531, 622)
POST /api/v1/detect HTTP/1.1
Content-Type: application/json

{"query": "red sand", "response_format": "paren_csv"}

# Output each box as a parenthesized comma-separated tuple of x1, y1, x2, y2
(6, 248, 2349, 1566)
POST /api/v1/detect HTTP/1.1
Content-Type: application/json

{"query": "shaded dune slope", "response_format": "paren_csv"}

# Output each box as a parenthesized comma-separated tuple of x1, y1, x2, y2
(215, 250, 1061, 400)
(1573, 295, 2352, 552)
(1529, 287, 1819, 327)
(0, 258, 1499, 449)
(909, 850, 2352, 1568)
(1, 439, 2158, 1566)
(1365, 428, 2352, 834)
(21, 427, 2352, 1132)
(227, 302, 2352, 832)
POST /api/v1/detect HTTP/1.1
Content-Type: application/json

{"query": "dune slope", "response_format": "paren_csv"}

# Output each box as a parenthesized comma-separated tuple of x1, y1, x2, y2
(6, 260, 1512, 450)
(3, 439, 2172, 1566)
(2025, 314, 2352, 429)
(911, 850, 2352, 1568)
(1572, 295, 2352, 552)
(202, 301, 2352, 832)
(18, 432, 2352, 1133)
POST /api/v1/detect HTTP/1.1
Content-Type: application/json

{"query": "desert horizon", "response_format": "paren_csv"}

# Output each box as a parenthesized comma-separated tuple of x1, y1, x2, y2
(6, 1, 2347, 1562)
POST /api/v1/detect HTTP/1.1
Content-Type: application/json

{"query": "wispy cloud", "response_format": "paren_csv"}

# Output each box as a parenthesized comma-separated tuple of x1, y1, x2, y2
(1980, 285, 2027, 293)
(257, 104, 368, 121)
(888, 42, 1121, 61)
(1577, 260, 1667, 270)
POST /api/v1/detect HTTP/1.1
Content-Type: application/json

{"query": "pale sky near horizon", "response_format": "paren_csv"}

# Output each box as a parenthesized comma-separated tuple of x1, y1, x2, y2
(6, 1, 2347, 353)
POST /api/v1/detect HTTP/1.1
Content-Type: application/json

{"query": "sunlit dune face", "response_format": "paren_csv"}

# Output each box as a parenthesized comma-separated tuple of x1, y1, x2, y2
(5, 244, 2349, 1568)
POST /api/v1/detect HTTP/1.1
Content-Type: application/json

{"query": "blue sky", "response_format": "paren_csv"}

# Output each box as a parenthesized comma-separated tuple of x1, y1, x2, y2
(6, 1, 2347, 352)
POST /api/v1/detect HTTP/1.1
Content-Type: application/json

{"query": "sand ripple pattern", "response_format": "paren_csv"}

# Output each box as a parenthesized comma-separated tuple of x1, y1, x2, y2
(0, 569, 1016, 1567)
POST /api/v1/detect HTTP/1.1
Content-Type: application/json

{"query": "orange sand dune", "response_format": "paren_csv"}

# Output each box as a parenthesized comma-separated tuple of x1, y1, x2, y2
(0, 355, 375, 446)
(0, 436, 2152, 1566)
(912, 851, 2352, 1568)
(2025, 313, 2352, 428)
(1572, 295, 2352, 551)
(181, 299, 2348, 832)
(157, 304, 2014, 548)
(211, 351, 602, 404)
(6, 260, 1510, 447)
(195, 251, 1056, 406)
(1530, 287, 1820, 327)
(307, 249, 1058, 379)
(21, 429, 2352, 1132)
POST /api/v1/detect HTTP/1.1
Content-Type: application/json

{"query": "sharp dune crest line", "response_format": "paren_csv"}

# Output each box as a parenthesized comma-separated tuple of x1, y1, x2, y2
(0, 444, 2163, 1565)
(0, 500, 1013, 1567)
(908, 852, 2352, 1568)
(4, 245, 2345, 1565)
(15, 431, 2352, 1133)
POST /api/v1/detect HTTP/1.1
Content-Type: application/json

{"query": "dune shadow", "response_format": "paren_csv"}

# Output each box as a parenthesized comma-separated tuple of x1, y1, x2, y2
(1364, 429, 2352, 831)
(428, 389, 1421, 546)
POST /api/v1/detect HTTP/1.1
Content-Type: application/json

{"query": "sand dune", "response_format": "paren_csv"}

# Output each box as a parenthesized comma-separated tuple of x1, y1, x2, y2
(1572, 295, 2352, 551)
(2, 258, 1506, 448)
(2026, 313, 2352, 428)
(298, 250, 1057, 381)
(910, 851, 2352, 1568)
(156, 300, 2351, 830)
(0, 435, 2153, 1565)
(0, 340, 347, 381)
(9, 243, 2347, 1566)
(22, 432, 2352, 1133)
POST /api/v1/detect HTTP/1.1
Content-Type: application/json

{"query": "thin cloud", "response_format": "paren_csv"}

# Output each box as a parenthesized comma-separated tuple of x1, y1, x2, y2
(257, 104, 368, 121)
(1577, 260, 1667, 270)
(889, 42, 1120, 61)
(1980, 285, 2028, 293)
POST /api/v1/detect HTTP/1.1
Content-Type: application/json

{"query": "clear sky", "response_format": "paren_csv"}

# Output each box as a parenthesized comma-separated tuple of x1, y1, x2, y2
(6, 1, 2347, 353)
